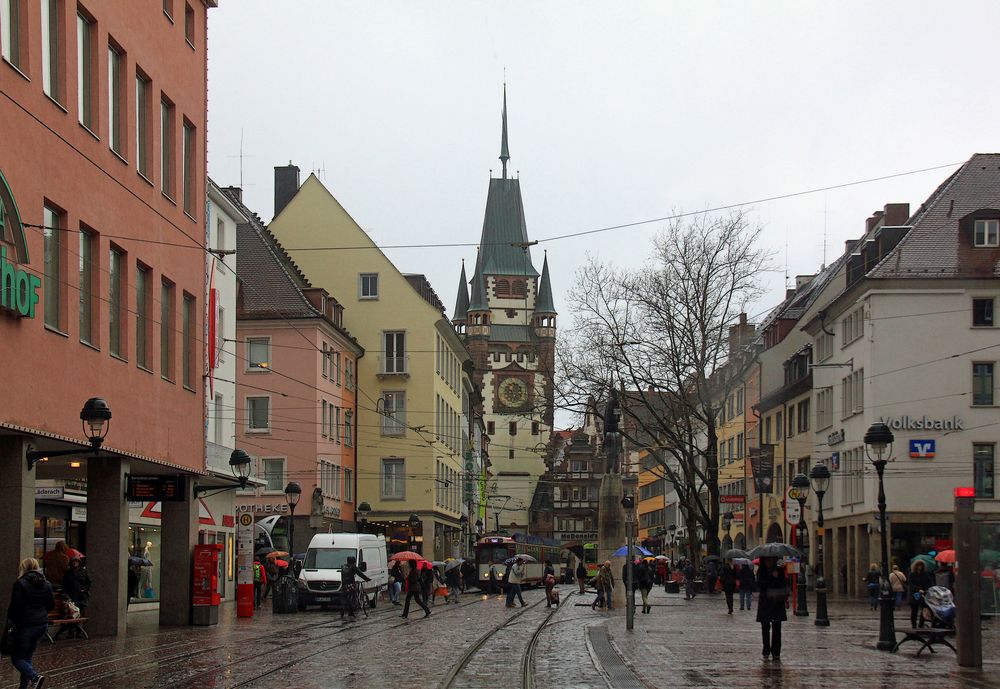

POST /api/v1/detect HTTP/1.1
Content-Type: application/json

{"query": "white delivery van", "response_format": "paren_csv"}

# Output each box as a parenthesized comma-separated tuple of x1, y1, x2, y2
(296, 533, 388, 611)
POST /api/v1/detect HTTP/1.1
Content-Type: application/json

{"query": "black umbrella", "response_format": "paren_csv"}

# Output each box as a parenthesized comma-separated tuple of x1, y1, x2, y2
(748, 543, 800, 559)
(703, 555, 722, 563)
(129, 556, 153, 567)
(724, 549, 751, 560)
(255, 546, 276, 557)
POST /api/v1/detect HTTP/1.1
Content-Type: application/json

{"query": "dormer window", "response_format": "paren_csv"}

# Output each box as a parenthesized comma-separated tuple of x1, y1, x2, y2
(974, 219, 999, 247)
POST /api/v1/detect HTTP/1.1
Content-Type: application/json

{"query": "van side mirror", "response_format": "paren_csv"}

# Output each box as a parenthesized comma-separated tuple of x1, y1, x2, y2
(359, 562, 367, 572)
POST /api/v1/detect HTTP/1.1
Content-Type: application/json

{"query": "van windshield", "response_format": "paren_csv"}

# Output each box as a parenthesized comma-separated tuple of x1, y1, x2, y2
(304, 548, 356, 570)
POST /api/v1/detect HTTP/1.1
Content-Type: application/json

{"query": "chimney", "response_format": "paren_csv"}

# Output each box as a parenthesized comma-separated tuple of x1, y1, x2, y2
(727, 312, 755, 358)
(222, 186, 242, 203)
(795, 274, 815, 290)
(882, 203, 910, 227)
(274, 162, 300, 217)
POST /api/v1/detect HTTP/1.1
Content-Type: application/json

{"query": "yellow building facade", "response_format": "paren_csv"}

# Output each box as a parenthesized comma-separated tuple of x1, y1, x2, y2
(266, 169, 473, 559)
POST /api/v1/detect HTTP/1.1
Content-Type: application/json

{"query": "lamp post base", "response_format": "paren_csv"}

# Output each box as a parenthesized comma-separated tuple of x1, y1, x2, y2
(876, 592, 896, 650)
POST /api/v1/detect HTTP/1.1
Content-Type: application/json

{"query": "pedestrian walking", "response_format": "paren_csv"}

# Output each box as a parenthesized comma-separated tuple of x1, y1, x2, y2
(6, 558, 54, 689)
(543, 561, 556, 608)
(908, 560, 933, 628)
(863, 563, 880, 610)
(738, 563, 755, 611)
(622, 558, 637, 609)
(721, 561, 738, 614)
(488, 560, 499, 595)
(705, 559, 719, 594)
(62, 557, 91, 637)
(461, 560, 476, 593)
(682, 559, 696, 600)
(889, 564, 907, 610)
(506, 558, 527, 608)
(576, 560, 587, 595)
(591, 561, 615, 611)
(262, 557, 278, 602)
(756, 557, 788, 660)
(253, 558, 266, 608)
(445, 565, 462, 604)
(637, 559, 654, 614)
(656, 559, 668, 590)
(401, 562, 430, 618)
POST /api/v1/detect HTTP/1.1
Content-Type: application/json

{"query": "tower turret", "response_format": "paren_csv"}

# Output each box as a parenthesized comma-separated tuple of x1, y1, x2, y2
(533, 251, 557, 338)
(466, 252, 491, 338)
(452, 260, 470, 334)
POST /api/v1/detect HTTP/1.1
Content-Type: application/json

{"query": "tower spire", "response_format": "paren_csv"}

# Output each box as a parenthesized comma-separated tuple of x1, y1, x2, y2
(499, 83, 510, 179)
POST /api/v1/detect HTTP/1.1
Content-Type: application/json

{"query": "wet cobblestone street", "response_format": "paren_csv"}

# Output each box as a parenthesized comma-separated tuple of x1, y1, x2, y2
(1, 587, 996, 689)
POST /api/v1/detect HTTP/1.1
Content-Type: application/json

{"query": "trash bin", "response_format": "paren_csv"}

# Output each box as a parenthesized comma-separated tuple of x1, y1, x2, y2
(272, 575, 299, 614)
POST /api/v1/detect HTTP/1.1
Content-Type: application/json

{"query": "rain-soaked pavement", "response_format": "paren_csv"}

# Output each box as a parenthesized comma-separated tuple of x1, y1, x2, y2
(1, 586, 996, 688)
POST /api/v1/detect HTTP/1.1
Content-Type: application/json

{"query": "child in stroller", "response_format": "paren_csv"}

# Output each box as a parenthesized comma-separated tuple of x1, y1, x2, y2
(919, 585, 956, 628)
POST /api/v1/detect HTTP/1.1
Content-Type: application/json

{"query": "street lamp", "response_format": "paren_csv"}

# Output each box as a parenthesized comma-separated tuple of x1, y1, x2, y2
(667, 524, 677, 560)
(460, 514, 469, 558)
(26, 398, 112, 469)
(864, 421, 896, 650)
(791, 472, 811, 617)
(409, 513, 420, 553)
(621, 492, 636, 631)
(194, 448, 253, 496)
(357, 501, 371, 533)
(284, 482, 302, 554)
(809, 464, 831, 627)
(722, 513, 733, 541)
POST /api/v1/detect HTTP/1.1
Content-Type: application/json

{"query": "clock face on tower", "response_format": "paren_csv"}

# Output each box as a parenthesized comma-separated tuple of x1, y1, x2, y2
(498, 377, 529, 410)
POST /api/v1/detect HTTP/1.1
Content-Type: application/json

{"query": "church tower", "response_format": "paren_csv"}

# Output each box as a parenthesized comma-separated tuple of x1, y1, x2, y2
(453, 85, 557, 534)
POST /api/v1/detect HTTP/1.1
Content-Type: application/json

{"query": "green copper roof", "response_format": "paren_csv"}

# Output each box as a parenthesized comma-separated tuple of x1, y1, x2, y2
(535, 252, 556, 314)
(468, 253, 489, 312)
(453, 261, 470, 321)
(490, 324, 532, 343)
(479, 178, 539, 277)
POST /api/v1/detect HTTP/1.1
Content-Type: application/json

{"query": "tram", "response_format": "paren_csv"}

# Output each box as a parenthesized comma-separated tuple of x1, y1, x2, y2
(561, 541, 600, 578)
(474, 535, 564, 588)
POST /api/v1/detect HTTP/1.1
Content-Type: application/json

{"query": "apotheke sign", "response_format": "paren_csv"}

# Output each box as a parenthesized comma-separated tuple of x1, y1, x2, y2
(878, 416, 964, 431)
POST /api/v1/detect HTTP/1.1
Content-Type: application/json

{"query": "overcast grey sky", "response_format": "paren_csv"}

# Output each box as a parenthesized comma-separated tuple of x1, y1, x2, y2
(207, 1, 999, 323)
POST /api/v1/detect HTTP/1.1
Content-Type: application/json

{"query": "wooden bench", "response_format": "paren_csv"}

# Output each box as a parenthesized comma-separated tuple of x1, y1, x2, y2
(46, 598, 88, 644)
(892, 627, 955, 656)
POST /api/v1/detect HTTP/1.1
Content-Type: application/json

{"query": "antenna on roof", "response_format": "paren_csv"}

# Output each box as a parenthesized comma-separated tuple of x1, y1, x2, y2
(822, 194, 829, 270)
(784, 232, 790, 290)
(227, 129, 256, 189)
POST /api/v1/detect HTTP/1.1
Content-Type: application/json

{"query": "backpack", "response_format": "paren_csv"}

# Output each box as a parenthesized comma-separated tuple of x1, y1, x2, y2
(253, 562, 263, 583)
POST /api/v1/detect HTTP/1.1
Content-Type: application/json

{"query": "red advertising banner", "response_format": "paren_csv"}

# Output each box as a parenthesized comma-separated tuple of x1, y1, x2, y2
(193, 544, 222, 607)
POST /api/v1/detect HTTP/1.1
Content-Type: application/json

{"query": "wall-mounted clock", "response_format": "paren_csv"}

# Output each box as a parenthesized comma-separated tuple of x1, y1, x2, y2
(498, 377, 529, 409)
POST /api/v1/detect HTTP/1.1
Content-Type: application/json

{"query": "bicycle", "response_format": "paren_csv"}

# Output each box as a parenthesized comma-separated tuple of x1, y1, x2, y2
(342, 583, 369, 618)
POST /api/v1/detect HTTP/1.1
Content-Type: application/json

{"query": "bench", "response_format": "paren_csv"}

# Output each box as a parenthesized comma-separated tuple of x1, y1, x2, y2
(892, 627, 955, 656)
(46, 598, 88, 644)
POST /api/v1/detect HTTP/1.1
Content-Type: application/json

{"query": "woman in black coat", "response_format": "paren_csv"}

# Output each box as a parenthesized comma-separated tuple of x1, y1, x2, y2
(908, 560, 934, 628)
(7, 558, 55, 689)
(755, 557, 788, 659)
(720, 562, 738, 614)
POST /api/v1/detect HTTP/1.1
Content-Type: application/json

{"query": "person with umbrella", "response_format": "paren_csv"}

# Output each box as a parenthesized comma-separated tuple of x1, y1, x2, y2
(720, 560, 738, 614)
(738, 560, 755, 611)
(637, 559, 654, 614)
(506, 557, 527, 608)
(705, 556, 720, 595)
(682, 559, 696, 601)
(252, 556, 267, 609)
(401, 559, 431, 619)
(908, 559, 934, 628)
(756, 556, 788, 659)
(445, 560, 462, 604)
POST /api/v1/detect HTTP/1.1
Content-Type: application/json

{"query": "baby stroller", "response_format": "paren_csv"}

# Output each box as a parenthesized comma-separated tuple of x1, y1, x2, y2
(920, 586, 956, 628)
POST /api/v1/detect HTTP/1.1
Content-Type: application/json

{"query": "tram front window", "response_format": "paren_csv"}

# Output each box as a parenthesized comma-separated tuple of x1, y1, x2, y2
(303, 548, 356, 570)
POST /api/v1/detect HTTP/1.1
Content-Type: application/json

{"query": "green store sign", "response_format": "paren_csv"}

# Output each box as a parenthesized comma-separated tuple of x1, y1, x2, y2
(0, 170, 40, 319)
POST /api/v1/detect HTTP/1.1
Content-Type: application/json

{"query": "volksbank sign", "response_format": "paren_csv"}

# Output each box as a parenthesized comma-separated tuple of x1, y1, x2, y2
(878, 416, 964, 431)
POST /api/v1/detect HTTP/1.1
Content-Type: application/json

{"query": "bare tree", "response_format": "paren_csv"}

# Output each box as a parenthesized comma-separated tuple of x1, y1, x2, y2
(558, 210, 772, 558)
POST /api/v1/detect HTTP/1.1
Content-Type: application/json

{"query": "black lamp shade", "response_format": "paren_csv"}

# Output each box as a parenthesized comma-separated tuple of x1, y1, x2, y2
(791, 472, 811, 500)
(809, 463, 831, 495)
(408, 513, 420, 527)
(357, 501, 371, 520)
(229, 449, 252, 480)
(80, 398, 112, 440)
(864, 422, 894, 453)
(284, 481, 302, 507)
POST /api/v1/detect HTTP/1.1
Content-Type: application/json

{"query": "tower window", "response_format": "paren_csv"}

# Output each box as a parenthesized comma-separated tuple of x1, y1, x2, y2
(512, 280, 526, 297)
(495, 279, 510, 297)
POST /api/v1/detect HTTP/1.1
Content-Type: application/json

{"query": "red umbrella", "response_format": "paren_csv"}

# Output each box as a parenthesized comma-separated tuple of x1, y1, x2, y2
(389, 551, 427, 563)
(274, 559, 289, 568)
(67, 548, 84, 560)
(935, 549, 956, 564)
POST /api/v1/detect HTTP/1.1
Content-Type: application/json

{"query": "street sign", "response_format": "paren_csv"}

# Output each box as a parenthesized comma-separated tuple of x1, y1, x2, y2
(785, 487, 801, 526)
(236, 511, 254, 618)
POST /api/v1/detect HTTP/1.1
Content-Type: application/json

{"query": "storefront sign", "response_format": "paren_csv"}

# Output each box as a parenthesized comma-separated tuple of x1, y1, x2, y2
(0, 247, 40, 318)
(749, 445, 775, 494)
(126, 476, 186, 502)
(909, 439, 936, 458)
(878, 415, 964, 431)
(720, 495, 745, 504)
(71, 506, 87, 522)
(235, 503, 288, 514)
(34, 486, 64, 499)
(559, 532, 597, 541)
(827, 428, 845, 446)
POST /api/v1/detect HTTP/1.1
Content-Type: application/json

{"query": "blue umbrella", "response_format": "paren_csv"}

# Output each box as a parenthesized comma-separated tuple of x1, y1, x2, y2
(612, 545, 653, 557)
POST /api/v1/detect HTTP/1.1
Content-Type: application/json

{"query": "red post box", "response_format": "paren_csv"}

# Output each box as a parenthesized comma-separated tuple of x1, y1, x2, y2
(193, 543, 223, 625)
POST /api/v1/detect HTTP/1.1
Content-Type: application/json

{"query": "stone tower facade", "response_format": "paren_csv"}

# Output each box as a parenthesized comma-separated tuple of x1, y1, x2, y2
(452, 87, 556, 534)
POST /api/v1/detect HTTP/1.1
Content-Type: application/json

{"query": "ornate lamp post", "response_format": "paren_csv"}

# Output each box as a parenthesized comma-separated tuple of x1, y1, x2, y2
(864, 421, 896, 650)
(809, 464, 831, 626)
(26, 398, 112, 468)
(667, 524, 677, 560)
(791, 472, 810, 617)
(622, 492, 635, 631)
(357, 501, 371, 534)
(722, 513, 733, 546)
(284, 481, 302, 555)
(460, 514, 469, 558)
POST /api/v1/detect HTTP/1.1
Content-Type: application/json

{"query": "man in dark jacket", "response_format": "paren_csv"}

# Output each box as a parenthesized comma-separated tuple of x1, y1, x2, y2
(340, 556, 370, 619)
(721, 562, 738, 614)
(738, 563, 755, 611)
(756, 558, 788, 659)
(401, 563, 430, 618)
(7, 558, 54, 689)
